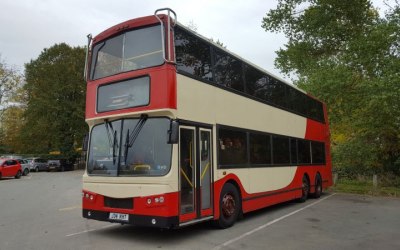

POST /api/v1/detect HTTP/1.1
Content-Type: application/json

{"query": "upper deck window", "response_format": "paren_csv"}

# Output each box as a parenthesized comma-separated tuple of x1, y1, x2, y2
(90, 25, 164, 80)
(174, 26, 326, 123)
(175, 27, 213, 81)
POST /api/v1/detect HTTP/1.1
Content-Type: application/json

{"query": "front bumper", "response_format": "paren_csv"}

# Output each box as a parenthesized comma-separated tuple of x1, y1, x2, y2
(82, 209, 179, 228)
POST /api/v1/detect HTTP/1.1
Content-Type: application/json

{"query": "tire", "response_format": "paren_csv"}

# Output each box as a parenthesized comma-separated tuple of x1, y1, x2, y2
(298, 175, 310, 203)
(312, 175, 322, 199)
(23, 168, 29, 176)
(15, 170, 22, 179)
(215, 183, 241, 229)
(35, 166, 39, 172)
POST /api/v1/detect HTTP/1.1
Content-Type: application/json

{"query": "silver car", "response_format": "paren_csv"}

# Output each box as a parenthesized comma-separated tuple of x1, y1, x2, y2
(17, 159, 30, 176)
(25, 158, 48, 172)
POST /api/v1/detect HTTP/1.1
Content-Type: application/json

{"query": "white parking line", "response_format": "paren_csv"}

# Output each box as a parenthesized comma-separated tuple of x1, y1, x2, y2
(66, 224, 116, 237)
(59, 205, 80, 211)
(213, 193, 336, 250)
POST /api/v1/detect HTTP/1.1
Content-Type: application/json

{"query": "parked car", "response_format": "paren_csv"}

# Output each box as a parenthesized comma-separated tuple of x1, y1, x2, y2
(0, 159, 22, 179)
(25, 158, 48, 172)
(47, 159, 74, 172)
(17, 159, 30, 176)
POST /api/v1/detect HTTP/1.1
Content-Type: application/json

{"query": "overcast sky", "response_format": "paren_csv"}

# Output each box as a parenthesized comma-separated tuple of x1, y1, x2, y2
(0, 0, 395, 81)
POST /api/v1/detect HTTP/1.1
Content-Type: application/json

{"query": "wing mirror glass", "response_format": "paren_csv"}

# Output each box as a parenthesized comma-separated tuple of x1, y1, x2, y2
(168, 120, 179, 144)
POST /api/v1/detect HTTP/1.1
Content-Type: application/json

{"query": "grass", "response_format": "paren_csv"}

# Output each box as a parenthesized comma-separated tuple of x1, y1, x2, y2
(328, 178, 400, 197)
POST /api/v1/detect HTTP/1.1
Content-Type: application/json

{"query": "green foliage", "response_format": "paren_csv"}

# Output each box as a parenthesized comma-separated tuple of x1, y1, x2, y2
(330, 175, 400, 197)
(0, 55, 23, 153)
(262, 1, 400, 175)
(21, 43, 87, 159)
(0, 55, 22, 114)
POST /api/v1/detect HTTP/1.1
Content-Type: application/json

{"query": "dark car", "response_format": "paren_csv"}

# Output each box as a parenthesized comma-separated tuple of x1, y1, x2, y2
(47, 159, 74, 172)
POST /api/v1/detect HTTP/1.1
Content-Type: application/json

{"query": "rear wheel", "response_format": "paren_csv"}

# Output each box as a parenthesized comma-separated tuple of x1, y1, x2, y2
(312, 175, 322, 199)
(15, 170, 22, 179)
(35, 166, 39, 172)
(298, 175, 310, 203)
(216, 183, 241, 229)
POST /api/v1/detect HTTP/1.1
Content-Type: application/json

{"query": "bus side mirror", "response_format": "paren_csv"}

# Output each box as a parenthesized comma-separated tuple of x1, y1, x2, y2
(168, 120, 179, 144)
(82, 133, 89, 151)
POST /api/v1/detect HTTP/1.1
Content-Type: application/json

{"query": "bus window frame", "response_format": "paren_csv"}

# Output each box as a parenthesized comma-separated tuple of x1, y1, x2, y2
(89, 24, 167, 81)
(95, 75, 151, 114)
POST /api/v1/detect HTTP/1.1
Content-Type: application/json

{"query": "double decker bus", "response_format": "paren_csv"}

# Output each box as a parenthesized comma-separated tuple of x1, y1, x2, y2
(82, 8, 332, 229)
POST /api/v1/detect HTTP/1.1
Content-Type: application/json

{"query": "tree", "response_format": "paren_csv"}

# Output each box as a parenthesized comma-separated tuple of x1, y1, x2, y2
(0, 56, 23, 153)
(22, 43, 87, 159)
(0, 55, 21, 117)
(262, 0, 400, 174)
(186, 20, 227, 48)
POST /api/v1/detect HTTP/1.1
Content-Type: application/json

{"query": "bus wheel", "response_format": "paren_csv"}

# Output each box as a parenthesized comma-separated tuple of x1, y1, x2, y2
(216, 183, 241, 229)
(312, 175, 322, 199)
(298, 175, 310, 203)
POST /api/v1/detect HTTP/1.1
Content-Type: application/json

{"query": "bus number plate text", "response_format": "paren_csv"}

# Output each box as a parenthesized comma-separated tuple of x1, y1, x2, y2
(109, 212, 129, 222)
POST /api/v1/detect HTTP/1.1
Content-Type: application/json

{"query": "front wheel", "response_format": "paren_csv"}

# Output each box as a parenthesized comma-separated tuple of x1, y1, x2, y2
(215, 183, 241, 229)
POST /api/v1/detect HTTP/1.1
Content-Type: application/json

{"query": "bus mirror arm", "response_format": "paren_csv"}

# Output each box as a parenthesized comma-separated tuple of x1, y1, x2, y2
(168, 120, 179, 144)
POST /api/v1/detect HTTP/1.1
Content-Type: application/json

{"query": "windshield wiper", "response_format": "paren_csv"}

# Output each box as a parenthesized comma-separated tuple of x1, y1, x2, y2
(104, 119, 118, 164)
(123, 114, 148, 163)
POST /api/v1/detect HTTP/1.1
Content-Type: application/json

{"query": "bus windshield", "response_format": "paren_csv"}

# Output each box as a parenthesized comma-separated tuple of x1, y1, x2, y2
(90, 25, 164, 80)
(87, 117, 172, 176)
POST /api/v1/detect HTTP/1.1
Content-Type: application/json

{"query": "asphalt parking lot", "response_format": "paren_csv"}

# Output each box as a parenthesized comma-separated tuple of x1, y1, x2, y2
(1, 171, 400, 250)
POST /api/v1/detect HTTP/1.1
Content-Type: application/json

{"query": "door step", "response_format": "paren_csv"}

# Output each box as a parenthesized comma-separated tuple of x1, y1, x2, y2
(179, 216, 214, 227)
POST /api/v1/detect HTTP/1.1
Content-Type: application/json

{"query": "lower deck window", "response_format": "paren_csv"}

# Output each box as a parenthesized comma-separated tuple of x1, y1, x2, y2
(218, 128, 247, 166)
(217, 125, 325, 168)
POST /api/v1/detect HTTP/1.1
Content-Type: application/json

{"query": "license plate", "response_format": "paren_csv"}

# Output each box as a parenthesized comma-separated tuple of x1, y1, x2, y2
(109, 212, 129, 222)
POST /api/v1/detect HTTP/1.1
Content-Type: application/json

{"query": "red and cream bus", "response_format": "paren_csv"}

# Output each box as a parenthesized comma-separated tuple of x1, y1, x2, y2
(82, 8, 332, 229)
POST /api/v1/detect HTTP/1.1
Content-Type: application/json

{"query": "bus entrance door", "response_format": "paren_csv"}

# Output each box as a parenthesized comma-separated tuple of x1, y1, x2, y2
(179, 126, 213, 224)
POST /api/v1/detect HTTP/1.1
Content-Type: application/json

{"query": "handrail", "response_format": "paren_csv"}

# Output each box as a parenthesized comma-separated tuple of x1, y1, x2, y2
(84, 34, 92, 81)
(154, 8, 177, 63)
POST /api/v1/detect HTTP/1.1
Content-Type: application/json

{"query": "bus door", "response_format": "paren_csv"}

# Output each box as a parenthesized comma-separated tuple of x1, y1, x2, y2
(179, 126, 213, 223)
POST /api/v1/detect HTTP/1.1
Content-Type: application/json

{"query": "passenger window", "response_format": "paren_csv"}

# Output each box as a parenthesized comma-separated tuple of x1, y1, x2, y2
(175, 27, 213, 81)
(311, 141, 325, 164)
(214, 50, 244, 92)
(265, 79, 287, 108)
(249, 133, 271, 165)
(290, 138, 298, 164)
(218, 128, 247, 166)
(298, 140, 311, 164)
(244, 65, 266, 98)
(272, 136, 290, 164)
